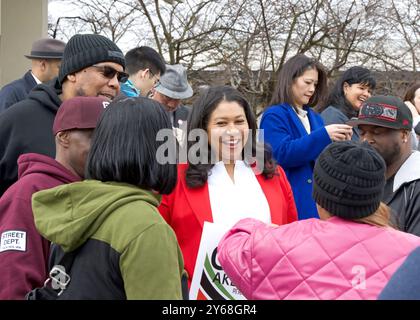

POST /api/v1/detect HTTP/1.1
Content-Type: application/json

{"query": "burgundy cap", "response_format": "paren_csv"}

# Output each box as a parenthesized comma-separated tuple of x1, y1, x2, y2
(53, 96, 110, 135)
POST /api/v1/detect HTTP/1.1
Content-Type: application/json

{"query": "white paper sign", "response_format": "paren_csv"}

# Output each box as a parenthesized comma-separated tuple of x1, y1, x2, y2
(189, 222, 246, 300)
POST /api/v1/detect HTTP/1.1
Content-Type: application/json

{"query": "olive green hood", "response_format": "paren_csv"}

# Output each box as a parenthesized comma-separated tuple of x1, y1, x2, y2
(32, 180, 161, 252)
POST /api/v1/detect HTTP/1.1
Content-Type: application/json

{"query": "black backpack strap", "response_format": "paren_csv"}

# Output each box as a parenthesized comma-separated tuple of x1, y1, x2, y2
(25, 248, 79, 300)
(57, 250, 78, 271)
(181, 270, 189, 300)
(48, 248, 79, 292)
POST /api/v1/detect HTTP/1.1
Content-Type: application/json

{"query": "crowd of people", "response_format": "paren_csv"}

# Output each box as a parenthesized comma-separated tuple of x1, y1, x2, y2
(0, 33, 419, 300)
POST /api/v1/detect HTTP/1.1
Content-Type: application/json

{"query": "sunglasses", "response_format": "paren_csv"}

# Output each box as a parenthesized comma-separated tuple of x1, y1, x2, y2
(91, 65, 129, 83)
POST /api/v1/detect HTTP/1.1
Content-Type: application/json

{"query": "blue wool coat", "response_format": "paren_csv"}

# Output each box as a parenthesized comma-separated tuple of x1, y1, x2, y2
(260, 103, 331, 220)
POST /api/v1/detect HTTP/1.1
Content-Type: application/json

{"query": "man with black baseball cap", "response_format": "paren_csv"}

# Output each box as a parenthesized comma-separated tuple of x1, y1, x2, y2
(0, 96, 107, 300)
(0, 33, 126, 197)
(0, 38, 66, 113)
(348, 95, 420, 236)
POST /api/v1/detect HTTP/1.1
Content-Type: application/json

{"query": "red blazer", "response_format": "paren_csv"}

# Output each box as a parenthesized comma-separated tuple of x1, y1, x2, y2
(159, 163, 298, 286)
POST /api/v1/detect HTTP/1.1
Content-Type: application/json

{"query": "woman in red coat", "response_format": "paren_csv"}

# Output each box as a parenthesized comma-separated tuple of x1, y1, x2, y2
(159, 86, 298, 288)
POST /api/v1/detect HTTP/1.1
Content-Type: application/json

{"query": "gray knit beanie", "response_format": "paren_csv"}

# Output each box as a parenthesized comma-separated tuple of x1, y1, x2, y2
(58, 34, 125, 84)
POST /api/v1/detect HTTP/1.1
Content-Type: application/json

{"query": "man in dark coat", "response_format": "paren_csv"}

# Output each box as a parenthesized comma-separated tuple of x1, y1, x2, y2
(151, 64, 193, 128)
(0, 38, 66, 113)
(151, 64, 193, 147)
(349, 95, 420, 236)
(0, 33, 127, 196)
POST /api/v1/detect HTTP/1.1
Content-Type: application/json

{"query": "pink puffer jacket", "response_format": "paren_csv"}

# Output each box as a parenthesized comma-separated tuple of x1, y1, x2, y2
(218, 217, 420, 300)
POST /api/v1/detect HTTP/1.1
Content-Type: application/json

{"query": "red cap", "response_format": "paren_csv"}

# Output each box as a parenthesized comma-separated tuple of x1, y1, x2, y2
(53, 96, 109, 135)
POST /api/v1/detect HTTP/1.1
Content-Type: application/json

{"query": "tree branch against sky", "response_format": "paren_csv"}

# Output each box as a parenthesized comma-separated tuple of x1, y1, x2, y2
(48, 0, 419, 107)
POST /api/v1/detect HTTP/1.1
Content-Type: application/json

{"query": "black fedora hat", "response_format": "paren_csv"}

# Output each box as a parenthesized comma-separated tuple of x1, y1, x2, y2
(24, 38, 66, 59)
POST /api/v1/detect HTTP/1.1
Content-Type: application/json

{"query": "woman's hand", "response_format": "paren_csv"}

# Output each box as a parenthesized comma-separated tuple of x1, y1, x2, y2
(325, 124, 353, 142)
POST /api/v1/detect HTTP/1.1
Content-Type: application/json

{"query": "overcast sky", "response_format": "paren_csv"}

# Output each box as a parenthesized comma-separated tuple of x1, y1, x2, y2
(48, 0, 144, 53)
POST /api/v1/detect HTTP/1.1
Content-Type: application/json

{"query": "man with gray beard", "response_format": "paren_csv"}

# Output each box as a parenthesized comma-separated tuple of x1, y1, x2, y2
(348, 95, 420, 236)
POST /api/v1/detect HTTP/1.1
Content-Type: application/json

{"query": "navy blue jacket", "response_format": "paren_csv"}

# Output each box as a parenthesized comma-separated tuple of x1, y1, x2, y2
(379, 246, 420, 300)
(0, 71, 37, 113)
(260, 103, 331, 220)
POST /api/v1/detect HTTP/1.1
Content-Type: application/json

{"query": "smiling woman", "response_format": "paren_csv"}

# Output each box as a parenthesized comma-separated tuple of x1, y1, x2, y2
(318, 66, 376, 141)
(158, 85, 298, 289)
(206, 100, 250, 173)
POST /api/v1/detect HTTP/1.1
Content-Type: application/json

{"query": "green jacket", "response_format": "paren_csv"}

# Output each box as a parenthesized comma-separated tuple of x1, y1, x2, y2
(32, 180, 184, 300)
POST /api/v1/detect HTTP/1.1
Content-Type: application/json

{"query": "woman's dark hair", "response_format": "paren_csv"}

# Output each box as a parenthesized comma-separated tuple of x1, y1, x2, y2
(86, 96, 177, 194)
(317, 66, 376, 117)
(186, 85, 276, 188)
(268, 54, 327, 108)
(404, 83, 420, 105)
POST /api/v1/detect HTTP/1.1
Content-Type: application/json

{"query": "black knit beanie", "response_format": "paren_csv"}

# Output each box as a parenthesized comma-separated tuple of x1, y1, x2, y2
(312, 140, 386, 219)
(58, 34, 125, 85)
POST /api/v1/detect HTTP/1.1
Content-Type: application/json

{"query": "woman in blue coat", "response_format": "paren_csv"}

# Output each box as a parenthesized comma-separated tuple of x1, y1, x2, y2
(260, 54, 353, 219)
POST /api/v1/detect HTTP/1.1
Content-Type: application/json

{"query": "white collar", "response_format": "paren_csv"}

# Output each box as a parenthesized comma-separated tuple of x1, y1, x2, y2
(31, 72, 42, 84)
(294, 107, 308, 117)
(393, 151, 420, 192)
(210, 161, 247, 177)
(208, 160, 271, 228)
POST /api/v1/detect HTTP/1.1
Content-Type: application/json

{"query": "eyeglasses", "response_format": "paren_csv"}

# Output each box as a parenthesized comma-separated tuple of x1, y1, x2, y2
(91, 65, 129, 83)
(148, 69, 160, 86)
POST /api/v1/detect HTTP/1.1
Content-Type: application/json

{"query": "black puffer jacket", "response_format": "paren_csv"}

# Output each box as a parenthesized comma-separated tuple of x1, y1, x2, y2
(0, 79, 62, 196)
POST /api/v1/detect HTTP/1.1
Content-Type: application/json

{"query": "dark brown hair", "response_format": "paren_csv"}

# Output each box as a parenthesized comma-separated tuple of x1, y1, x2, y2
(404, 83, 420, 106)
(269, 54, 327, 109)
(317, 66, 376, 116)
